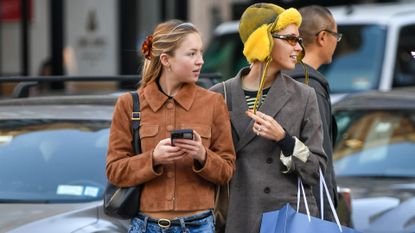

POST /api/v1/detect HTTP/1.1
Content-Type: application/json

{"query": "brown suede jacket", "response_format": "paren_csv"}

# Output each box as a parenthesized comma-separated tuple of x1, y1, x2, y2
(106, 81, 236, 212)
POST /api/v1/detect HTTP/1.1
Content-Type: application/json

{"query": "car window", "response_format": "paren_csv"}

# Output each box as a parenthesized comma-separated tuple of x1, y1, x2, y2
(0, 120, 110, 203)
(333, 110, 415, 177)
(202, 33, 248, 80)
(319, 25, 387, 93)
(393, 24, 415, 88)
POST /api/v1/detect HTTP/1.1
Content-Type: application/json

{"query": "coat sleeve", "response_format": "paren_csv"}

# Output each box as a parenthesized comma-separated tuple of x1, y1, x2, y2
(287, 88, 327, 186)
(106, 93, 162, 187)
(193, 93, 236, 185)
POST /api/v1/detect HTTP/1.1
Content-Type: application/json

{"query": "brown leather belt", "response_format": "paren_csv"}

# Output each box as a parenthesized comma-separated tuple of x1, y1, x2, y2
(137, 211, 212, 228)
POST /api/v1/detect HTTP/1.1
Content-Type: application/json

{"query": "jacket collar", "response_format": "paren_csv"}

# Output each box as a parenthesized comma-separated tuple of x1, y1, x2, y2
(144, 81, 197, 112)
(285, 63, 329, 88)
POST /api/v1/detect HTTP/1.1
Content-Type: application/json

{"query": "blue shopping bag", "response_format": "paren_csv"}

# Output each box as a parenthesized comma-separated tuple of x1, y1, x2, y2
(260, 169, 362, 233)
(260, 203, 361, 233)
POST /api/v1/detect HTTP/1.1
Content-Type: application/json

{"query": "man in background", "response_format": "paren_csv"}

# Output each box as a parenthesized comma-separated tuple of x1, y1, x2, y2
(284, 5, 342, 221)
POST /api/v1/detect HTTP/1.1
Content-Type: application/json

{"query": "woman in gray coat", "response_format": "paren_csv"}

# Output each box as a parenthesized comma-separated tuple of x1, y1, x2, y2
(210, 3, 327, 233)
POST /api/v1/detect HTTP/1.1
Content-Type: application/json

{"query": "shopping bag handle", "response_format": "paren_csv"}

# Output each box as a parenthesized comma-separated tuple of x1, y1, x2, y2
(296, 178, 311, 222)
(319, 167, 343, 232)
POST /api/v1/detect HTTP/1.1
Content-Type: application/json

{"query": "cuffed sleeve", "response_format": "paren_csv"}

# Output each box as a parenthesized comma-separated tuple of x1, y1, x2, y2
(280, 136, 310, 173)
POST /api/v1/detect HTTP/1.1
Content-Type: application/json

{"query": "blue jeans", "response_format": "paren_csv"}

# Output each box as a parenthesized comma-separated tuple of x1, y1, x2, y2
(128, 210, 215, 233)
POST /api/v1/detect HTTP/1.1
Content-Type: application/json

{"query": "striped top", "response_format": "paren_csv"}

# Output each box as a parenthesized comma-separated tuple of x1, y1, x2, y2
(244, 88, 270, 110)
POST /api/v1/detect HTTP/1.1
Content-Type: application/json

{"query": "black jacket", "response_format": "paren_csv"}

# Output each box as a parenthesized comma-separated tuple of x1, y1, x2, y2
(284, 63, 338, 221)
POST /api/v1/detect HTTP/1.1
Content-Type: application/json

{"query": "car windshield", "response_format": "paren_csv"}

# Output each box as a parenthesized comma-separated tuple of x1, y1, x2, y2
(0, 120, 110, 203)
(333, 109, 415, 178)
(319, 24, 387, 93)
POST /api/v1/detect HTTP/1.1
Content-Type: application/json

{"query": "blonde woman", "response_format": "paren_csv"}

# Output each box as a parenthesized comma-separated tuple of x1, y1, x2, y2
(106, 20, 236, 233)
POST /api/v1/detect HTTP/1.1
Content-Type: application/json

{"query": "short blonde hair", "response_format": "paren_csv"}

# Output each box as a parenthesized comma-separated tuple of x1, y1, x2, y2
(299, 5, 334, 46)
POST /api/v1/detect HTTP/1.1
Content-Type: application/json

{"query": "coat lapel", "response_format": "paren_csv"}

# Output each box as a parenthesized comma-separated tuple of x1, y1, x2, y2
(228, 72, 251, 139)
(235, 73, 292, 152)
(260, 74, 292, 124)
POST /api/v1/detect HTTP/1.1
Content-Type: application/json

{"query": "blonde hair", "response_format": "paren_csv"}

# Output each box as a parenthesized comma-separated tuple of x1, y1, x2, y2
(140, 20, 199, 88)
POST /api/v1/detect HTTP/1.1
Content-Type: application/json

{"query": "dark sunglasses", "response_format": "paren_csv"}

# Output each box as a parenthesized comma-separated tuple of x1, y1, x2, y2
(315, 29, 342, 42)
(271, 34, 303, 46)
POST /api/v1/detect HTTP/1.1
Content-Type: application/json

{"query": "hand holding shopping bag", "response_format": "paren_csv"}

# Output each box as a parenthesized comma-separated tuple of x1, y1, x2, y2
(260, 169, 362, 233)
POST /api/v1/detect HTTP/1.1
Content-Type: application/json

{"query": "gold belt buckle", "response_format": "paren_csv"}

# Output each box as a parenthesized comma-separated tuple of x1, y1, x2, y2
(158, 218, 171, 228)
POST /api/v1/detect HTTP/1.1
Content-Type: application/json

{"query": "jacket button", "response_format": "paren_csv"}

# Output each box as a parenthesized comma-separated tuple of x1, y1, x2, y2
(166, 125, 174, 131)
(167, 103, 174, 109)
(264, 187, 270, 193)
(266, 158, 273, 164)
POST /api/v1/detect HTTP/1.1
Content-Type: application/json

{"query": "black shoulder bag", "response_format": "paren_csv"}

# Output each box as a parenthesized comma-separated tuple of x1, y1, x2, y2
(214, 82, 231, 233)
(103, 91, 142, 219)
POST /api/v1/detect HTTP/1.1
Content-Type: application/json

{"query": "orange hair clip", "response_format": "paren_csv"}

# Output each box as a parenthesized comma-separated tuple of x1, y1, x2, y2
(141, 35, 153, 60)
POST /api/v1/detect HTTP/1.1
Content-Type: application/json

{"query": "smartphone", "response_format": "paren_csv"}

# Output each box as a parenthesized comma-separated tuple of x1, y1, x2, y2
(171, 129, 193, 146)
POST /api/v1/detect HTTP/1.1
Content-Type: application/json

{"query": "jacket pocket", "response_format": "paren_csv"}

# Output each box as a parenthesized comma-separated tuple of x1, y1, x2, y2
(139, 125, 159, 152)
(139, 125, 159, 139)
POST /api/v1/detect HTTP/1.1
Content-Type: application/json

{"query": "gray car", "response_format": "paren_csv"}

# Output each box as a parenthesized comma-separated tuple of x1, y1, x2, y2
(0, 95, 129, 233)
(333, 87, 415, 233)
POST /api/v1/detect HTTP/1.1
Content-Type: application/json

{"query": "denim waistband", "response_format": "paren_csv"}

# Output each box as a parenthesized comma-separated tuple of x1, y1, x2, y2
(137, 210, 212, 228)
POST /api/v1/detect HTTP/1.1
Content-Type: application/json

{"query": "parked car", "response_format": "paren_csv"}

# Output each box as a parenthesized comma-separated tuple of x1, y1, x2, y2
(203, 1, 415, 102)
(332, 87, 415, 233)
(0, 94, 129, 232)
(0, 73, 221, 232)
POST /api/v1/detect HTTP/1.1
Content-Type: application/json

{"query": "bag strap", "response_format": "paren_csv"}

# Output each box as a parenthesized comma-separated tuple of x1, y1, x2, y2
(296, 178, 311, 222)
(297, 171, 343, 230)
(214, 82, 231, 203)
(130, 91, 141, 154)
(222, 81, 232, 111)
(319, 168, 342, 231)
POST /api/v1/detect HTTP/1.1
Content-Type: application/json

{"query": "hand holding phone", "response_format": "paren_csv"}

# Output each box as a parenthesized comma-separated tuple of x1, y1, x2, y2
(171, 129, 194, 146)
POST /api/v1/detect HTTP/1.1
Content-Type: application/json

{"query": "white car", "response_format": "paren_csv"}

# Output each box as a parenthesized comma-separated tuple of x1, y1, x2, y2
(202, 1, 415, 103)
